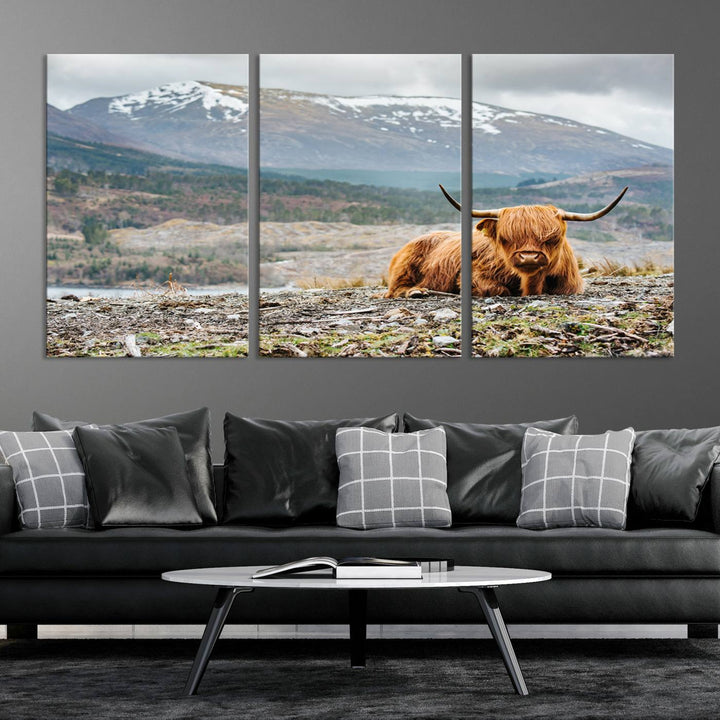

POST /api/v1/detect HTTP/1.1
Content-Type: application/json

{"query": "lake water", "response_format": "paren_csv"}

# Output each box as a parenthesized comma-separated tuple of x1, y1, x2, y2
(47, 285, 249, 299)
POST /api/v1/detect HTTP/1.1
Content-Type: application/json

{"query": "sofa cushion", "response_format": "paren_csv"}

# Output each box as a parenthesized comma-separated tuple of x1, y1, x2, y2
(32, 408, 216, 524)
(711, 463, 720, 534)
(1, 525, 718, 576)
(402, 414, 578, 524)
(0, 465, 15, 535)
(73, 424, 203, 528)
(517, 427, 635, 530)
(32, 412, 90, 432)
(335, 427, 451, 529)
(630, 427, 720, 524)
(0, 431, 90, 529)
(223, 413, 400, 526)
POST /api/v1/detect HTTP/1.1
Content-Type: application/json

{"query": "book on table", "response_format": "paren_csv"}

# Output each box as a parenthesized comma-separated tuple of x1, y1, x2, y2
(252, 556, 424, 579)
(399, 558, 455, 573)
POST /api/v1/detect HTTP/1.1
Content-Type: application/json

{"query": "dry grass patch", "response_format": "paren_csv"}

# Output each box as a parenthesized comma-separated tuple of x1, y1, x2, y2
(296, 275, 372, 290)
(578, 256, 673, 277)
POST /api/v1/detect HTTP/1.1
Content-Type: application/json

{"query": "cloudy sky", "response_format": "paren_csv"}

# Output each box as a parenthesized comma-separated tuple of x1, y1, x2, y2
(47, 53, 672, 148)
(47, 54, 459, 110)
(47, 54, 249, 110)
(474, 54, 673, 149)
(260, 54, 461, 98)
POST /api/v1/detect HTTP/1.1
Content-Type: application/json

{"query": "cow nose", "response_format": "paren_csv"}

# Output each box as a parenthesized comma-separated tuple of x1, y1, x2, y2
(518, 252, 542, 264)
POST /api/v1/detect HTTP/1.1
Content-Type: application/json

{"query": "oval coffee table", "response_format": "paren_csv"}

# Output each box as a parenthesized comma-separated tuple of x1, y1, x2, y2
(162, 565, 551, 697)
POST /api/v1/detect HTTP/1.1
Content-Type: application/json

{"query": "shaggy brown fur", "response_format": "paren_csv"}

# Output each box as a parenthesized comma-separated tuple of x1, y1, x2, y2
(385, 204, 584, 298)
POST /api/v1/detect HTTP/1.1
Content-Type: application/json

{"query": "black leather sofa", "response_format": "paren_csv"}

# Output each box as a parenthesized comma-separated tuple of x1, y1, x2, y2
(2, 462, 720, 638)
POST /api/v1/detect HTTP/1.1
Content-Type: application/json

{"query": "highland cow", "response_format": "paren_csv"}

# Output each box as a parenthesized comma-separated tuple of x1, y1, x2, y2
(384, 185, 628, 298)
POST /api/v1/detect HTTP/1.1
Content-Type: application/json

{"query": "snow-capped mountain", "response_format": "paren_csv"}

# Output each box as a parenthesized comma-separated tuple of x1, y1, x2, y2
(259, 89, 462, 172)
(107, 81, 248, 123)
(58, 81, 249, 166)
(468, 101, 670, 178)
(49, 81, 672, 176)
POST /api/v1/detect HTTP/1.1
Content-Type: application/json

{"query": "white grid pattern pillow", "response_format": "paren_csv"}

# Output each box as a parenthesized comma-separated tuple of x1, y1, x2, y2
(336, 427, 452, 530)
(517, 427, 636, 530)
(0, 430, 90, 529)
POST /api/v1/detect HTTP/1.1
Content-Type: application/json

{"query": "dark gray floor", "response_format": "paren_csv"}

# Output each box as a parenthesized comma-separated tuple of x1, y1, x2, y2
(0, 638, 717, 720)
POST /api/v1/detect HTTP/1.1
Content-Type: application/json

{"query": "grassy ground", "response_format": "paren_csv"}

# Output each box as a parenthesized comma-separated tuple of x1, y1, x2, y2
(46, 276, 672, 358)
(472, 299, 673, 357)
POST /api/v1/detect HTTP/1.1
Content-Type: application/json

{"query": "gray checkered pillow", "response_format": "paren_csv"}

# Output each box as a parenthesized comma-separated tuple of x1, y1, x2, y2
(517, 427, 636, 530)
(335, 426, 452, 530)
(0, 431, 90, 529)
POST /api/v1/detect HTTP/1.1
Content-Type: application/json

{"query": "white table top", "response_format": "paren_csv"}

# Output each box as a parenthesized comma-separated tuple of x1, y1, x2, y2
(162, 566, 551, 590)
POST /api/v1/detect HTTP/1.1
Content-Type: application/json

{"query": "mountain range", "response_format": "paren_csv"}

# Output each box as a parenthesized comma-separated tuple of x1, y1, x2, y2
(48, 80, 672, 179)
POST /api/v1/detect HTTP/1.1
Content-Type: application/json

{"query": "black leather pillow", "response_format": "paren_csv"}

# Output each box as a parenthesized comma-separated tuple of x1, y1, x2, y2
(402, 413, 578, 524)
(33, 408, 216, 524)
(223, 413, 400, 525)
(31, 412, 90, 431)
(630, 427, 720, 523)
(710, 464, 720, 533)
(73, 424, 203, 528)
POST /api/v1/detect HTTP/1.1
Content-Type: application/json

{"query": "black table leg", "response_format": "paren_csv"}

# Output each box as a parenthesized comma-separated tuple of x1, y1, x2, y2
(348, 588, 368, 668)
(459, 586, 529, 696)
(184, 587, 253, 696)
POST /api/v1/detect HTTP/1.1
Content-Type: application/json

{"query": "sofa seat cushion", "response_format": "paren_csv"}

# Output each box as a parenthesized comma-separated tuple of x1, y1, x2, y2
(1, 525, 719, 577)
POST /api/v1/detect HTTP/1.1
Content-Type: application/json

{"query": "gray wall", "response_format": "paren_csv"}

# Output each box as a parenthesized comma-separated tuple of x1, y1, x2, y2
(0, 0, 716, 460)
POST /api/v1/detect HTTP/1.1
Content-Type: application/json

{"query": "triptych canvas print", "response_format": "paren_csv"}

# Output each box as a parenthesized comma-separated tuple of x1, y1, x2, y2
(46, 54, 673, 358)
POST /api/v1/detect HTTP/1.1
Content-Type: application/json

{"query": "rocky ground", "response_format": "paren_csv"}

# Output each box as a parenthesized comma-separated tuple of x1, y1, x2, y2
(47, 275, 673, 358)
(260, 275, 673, 358)
(46, 292, 249, 358)
(259, 288, 462, 357)
(471, 275, 674, 358)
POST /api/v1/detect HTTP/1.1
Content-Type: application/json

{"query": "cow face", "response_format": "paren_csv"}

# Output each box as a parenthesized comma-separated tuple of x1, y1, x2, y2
(477, 205, 568, 276)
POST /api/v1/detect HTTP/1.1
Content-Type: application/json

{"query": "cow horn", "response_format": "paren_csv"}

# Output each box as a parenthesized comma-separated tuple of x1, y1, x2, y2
(438, 184, 502, 219)
(559, 187, 629, 222)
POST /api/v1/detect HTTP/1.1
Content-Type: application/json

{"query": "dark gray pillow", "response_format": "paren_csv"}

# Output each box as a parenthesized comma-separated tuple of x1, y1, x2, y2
(73, 424, 203, 528)
(403, 413, 578, 524)
(0, 430, 90, 529)
(630, 427, 720, 523)
(517, 427, 636, 530)
(33, 408, 216, 524)
(710, 464, 720, 533)
(32, 412, 90, 431)
(336, 427, 451, 529)
(223, 413, 400, 525)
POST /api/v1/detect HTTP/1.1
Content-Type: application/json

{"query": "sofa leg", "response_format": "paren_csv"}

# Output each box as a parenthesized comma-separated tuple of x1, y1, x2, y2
(6, 624, 38, 639)
(688, 623, 718, 639)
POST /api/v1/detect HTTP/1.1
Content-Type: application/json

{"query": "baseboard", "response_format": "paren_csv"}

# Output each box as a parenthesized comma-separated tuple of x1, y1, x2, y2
(17, 623, 696, 640)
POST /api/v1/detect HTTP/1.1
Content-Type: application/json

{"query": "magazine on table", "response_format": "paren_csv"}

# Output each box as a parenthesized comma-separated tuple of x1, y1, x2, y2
(252, 556, 425, 579)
